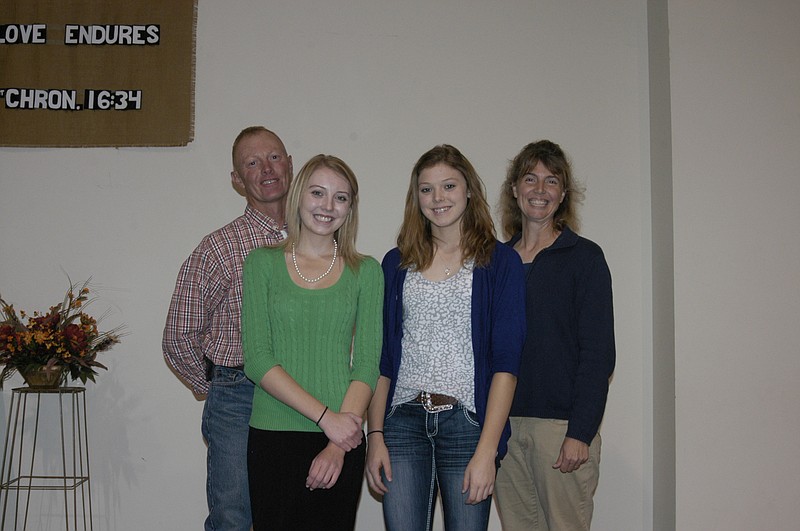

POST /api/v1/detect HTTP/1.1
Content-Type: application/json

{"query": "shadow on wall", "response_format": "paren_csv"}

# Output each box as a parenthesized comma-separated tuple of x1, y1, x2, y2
(86, 371, 138, 531)
(0, 372, 138, 531)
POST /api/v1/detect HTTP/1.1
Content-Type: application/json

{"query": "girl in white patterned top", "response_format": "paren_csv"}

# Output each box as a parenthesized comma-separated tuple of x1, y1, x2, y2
(366, 145, 526, 531)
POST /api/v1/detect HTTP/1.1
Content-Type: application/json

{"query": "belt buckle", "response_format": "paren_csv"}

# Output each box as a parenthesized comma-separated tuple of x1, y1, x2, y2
(421, 391, 454, 413)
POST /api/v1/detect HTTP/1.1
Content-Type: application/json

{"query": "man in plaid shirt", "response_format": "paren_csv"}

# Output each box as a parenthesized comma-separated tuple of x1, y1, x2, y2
(163, 126, 292, 530)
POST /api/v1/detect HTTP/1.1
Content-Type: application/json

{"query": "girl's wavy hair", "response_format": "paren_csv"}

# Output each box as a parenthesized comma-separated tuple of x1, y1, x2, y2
(397, 144, 495, 270)
(498, 139, 585, 239)
(282, 154, 364, 270)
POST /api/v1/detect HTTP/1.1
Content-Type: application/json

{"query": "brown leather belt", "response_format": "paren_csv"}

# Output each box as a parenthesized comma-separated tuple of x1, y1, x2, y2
(413, 391, 457, 412)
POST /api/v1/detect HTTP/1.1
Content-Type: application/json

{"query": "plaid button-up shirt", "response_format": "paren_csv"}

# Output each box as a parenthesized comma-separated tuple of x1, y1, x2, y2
(163, 205, 286, 394)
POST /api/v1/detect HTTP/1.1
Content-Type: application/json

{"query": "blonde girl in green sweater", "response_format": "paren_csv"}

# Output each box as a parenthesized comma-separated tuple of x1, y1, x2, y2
(242, 154, 383, 530)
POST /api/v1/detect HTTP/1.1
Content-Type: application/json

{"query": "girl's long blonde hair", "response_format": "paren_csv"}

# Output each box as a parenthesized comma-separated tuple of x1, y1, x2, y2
(282, 154, 364, 270)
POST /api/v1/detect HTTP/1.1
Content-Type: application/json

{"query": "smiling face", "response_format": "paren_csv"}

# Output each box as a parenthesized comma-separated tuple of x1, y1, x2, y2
(231, 130, 292, 216)
(417, 163, 470, 235)
(299, 167, 353, 239)
(513, 160, 566, 225)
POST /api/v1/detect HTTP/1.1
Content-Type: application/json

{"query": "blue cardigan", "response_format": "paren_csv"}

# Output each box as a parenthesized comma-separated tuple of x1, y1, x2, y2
(508, 227, 616, 445)
(379, 242, 526, 458)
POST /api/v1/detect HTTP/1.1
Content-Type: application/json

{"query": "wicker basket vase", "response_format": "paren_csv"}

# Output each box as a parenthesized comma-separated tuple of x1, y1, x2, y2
(19, 365, 68, 389)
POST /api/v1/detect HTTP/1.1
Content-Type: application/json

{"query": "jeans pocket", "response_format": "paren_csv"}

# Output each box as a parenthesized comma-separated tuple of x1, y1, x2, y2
(211, 367, 248, 387)
(385, 404, 399, 421)
(461, 406, 481, 428)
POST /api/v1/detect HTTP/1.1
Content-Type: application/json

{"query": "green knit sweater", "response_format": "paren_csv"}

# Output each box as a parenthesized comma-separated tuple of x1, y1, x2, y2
(241, 246, 383, 432)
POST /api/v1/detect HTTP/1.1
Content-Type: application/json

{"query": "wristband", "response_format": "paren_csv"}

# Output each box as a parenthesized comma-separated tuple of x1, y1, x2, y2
(315, 406, 328, 426)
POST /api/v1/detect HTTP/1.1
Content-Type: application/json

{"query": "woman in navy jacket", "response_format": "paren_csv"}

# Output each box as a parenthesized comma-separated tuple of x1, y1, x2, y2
(494, 140, 615, 531)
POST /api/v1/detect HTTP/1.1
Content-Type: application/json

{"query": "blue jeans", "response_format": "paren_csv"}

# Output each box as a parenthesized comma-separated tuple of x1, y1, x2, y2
(201, 366, 254, 531)
(382, 401, 493, 531)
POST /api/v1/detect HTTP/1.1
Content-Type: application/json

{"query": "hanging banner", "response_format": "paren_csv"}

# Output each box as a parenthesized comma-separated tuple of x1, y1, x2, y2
(0, 0, 196, 147)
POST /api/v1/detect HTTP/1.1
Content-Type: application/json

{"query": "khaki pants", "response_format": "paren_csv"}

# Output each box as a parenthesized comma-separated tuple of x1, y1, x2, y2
(495, 417, 601, 531)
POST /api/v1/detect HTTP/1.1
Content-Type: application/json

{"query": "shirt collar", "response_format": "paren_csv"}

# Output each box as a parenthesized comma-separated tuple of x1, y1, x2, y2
(507, 225, 578, 251)
(244, 204, 286, 234)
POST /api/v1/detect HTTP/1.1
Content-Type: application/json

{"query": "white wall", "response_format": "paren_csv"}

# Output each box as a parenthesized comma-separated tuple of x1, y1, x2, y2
(669, 1, 800, 529)
(0, 1, 652, 529)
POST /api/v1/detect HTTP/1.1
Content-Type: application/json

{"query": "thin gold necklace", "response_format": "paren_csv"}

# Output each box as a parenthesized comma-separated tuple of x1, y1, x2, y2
(292, 240, 338, 283)
(439, 247, 460, 277)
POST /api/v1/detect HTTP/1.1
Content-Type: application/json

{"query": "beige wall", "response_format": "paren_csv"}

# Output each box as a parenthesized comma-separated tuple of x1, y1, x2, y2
(669, 0, 800, 529)
(1, 0, 795, 529)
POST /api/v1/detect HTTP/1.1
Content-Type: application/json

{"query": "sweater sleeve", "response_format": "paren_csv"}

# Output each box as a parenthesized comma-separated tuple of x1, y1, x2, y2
(241, 248, 279, 384)
(489, 243, 526, 375)
(566, 250, 616, 444)
(379, 248, 401, 378)
(349, 257, 384, 390)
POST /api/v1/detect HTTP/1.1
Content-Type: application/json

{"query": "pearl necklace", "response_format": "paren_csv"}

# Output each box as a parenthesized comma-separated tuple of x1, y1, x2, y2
(292, 240, 338, 283)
